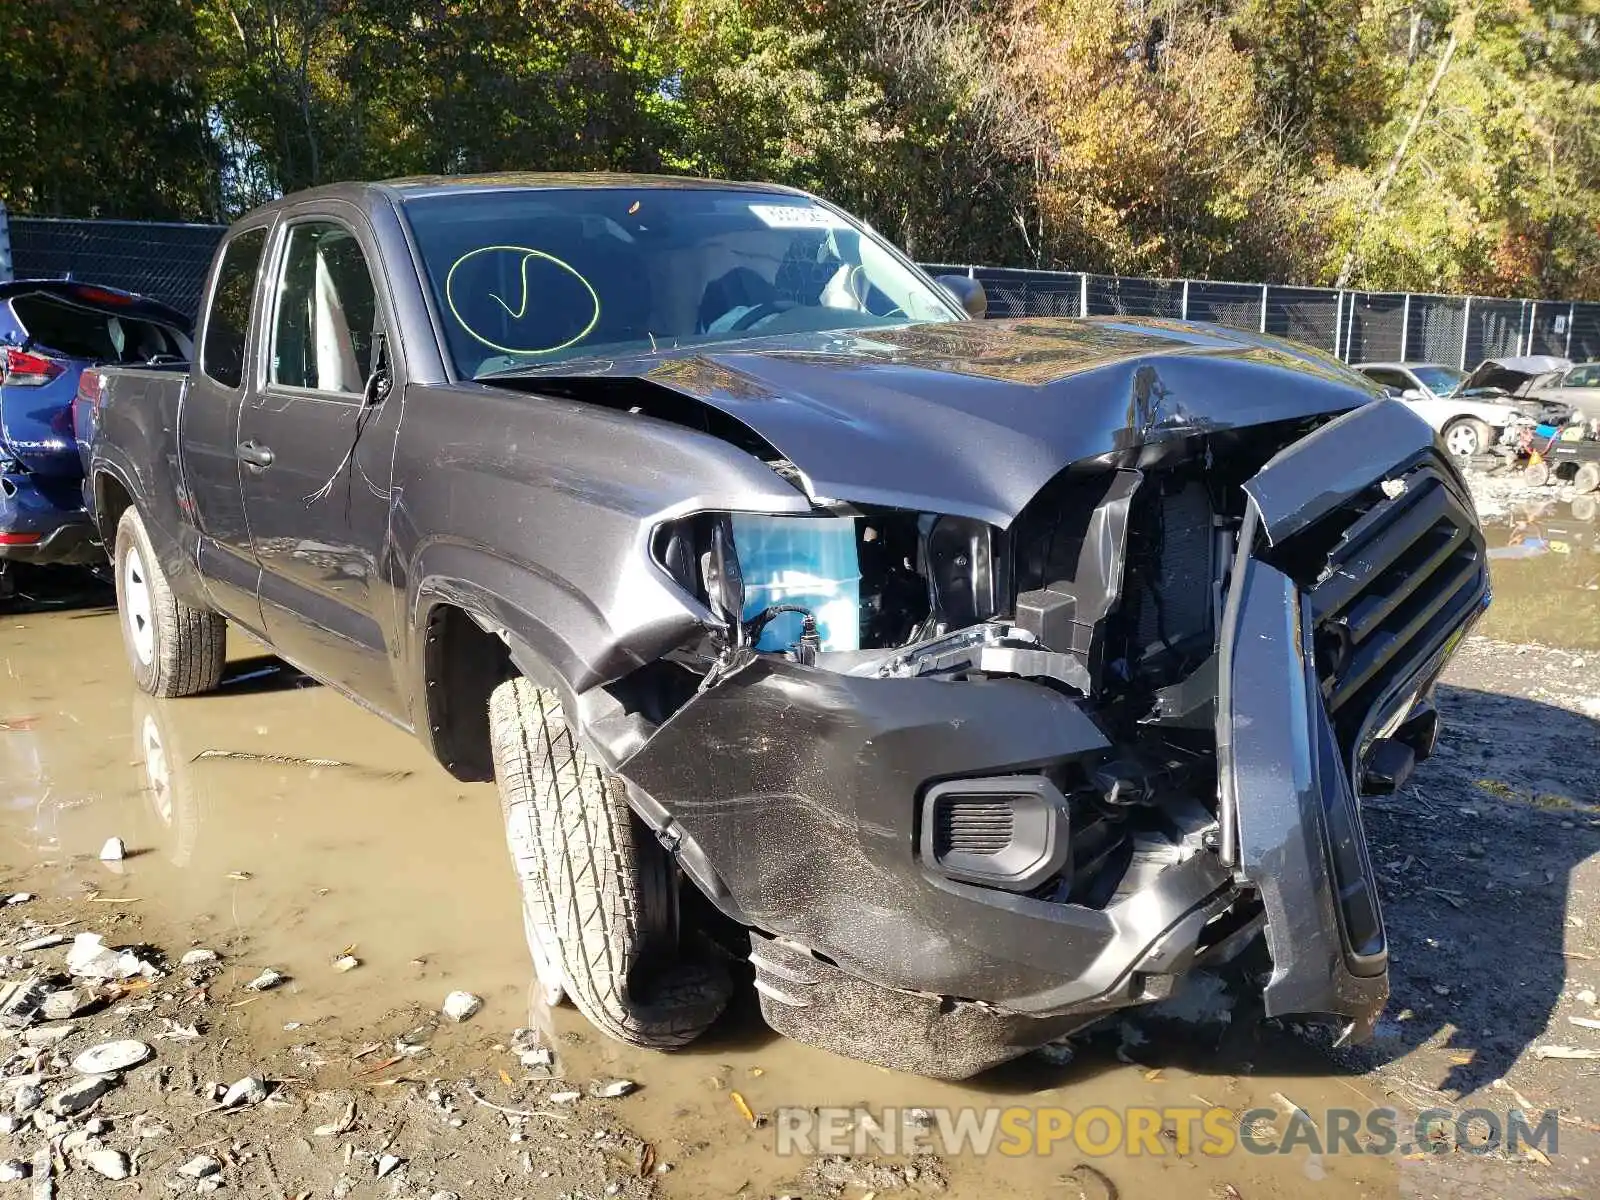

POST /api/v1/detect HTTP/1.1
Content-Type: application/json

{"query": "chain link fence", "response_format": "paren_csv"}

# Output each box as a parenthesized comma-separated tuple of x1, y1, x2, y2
(1, 213, 1596, 367)
(925, 263, 1600, 367)
(2, 212, 226, 316)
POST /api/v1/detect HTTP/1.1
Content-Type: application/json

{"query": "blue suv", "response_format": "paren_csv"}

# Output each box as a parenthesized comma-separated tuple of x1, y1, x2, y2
(0, 281, 191, 583)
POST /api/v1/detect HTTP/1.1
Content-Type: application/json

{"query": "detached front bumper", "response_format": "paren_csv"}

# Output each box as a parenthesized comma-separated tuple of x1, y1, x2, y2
(617, 399, 1486, 1077)
(619, 661, 1246, 1077)
(1221, 399, 1489, 1042)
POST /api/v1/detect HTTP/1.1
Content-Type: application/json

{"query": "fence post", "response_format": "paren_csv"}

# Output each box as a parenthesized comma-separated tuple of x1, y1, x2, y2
(0, 202, 11, 285)
(1518, 301, 1529, 356)
(1181, 279, 1190, 321)
(1400, 293, 1411, 361)
(1460, 297, 1471, 369)
(1079, 273, 1088, 319)
(1567, 302, 1576, 358)
(1259, 283, 1268, 333)
(1333, 290, 1343, 359)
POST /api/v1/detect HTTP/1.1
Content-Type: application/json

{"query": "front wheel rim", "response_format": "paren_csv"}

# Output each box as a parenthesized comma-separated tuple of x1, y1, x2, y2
(1446, 425, 1477, 455)
(123, 544, 156, 666)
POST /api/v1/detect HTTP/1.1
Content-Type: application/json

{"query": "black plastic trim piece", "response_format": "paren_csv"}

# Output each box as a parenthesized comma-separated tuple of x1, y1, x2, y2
(920, 775, 1070, 892)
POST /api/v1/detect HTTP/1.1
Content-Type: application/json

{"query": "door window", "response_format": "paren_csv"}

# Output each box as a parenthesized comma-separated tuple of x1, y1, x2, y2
(270, 222, 381, 394)
(201, 227, 268, 389)
(1360, 368, 1409, 391)
(1565, 364, 1599, 387)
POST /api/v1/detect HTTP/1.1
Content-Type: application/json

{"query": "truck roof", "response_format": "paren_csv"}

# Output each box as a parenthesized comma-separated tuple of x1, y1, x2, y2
(234, 173, 809, 222)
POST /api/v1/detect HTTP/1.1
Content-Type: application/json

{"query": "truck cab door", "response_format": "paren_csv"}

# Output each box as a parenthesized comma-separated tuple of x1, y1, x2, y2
(180, 223, 272, 636)
(237, 211, 406, 717)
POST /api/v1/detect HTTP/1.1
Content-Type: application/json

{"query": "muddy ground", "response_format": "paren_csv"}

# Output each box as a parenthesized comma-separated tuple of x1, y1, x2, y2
(0, 468, 1596, 1200)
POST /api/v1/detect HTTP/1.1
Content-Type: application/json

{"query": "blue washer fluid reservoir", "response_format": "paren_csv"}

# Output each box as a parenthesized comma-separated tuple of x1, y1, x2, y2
(731, 514, 861, 652)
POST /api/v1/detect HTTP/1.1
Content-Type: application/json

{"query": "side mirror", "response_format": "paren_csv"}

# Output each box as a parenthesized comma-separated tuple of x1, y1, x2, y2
(936, 275, 987, 319)
(1400, 387, 1424, 401)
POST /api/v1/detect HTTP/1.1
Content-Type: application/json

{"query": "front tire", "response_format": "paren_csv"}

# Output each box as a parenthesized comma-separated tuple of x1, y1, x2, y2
(489, 676, 729, 1048)
(1443, 417, 1491, 458)
(114, 507, 226, 698)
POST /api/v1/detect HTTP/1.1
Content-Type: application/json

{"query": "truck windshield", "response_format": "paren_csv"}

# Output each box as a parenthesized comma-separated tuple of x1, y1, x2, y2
(401, 187, 963, 378)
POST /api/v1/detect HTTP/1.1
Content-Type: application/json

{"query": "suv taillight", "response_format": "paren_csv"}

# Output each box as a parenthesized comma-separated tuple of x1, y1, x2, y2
(2, 347, 66, 387)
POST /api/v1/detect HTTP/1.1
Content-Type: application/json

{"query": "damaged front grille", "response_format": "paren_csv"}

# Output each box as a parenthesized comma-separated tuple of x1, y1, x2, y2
(1300, 462, 1487, 757)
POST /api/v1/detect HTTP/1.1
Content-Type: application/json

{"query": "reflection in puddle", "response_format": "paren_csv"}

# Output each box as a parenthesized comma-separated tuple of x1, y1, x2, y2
(0, 608, 1398, 1197)
(1481, 499, 1600, 650)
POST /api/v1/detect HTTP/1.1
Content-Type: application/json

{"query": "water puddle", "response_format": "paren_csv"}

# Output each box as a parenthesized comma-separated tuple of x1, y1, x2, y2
(1480, 499, 1600, 650)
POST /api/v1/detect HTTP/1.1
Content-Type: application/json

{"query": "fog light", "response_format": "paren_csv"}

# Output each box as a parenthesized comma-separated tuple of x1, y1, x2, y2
(920, 776, 1069, 892)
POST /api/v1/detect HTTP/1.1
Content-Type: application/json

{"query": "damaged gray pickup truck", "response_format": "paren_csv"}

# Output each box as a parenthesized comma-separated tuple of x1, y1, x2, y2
(87, 174, 1489, 1077)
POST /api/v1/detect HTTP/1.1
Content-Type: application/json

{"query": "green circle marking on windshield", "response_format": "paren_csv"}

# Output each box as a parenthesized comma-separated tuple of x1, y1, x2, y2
(445, 245, 601, 356)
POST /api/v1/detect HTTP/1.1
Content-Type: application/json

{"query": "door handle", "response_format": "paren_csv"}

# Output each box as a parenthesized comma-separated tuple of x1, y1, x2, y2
(237, 440, 275, 469)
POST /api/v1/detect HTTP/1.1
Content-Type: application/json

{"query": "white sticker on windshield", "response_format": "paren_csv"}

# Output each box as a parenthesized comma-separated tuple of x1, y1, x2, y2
(748, 204, 850, 230)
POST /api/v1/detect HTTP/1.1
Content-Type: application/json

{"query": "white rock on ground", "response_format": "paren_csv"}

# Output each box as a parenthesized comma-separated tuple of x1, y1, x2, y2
(441, 991, 482, 1022)
(180, 949, 219, 967)
(243, 968, 285, 992)
(11, 1085, 42, 1115)
(221, 1075, 267, 1108)
(0, 1161, 26, 1182)
(98, 837, 125, 863)
(84, 1149, 129, 1180)
(178, 1155, 222, 1179)
(40, 988, 91, 1021)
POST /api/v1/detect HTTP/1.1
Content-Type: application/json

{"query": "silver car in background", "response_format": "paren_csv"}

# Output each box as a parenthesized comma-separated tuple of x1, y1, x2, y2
(1355, 361, 1524, 456)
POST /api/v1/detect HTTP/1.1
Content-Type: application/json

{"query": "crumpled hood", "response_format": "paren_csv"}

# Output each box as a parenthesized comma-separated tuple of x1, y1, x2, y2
(500, 317, 1377, 526)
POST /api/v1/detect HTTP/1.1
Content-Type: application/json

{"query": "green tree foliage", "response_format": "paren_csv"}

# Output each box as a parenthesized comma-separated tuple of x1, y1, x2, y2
(0, 0, 218, 218)
(2, 0, 1599, 299)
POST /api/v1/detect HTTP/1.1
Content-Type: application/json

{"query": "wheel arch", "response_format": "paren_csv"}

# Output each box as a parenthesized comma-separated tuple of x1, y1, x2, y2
(91, 466, 138, 555)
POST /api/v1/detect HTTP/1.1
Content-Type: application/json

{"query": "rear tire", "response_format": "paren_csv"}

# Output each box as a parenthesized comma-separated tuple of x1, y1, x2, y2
(1525, 461, 1552, 488)
(489, 676, 729, 1048)
(1443, 417, 1491, 458)
(114, 507, 226, 698)
(1573, 462, 1600, 495)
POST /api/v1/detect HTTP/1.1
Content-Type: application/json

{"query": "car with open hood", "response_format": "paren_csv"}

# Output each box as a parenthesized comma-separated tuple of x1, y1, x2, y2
(1458, 354, 1576, 426)
(85, 175, 1489, 1077)
(1353, 360, 1522, 456)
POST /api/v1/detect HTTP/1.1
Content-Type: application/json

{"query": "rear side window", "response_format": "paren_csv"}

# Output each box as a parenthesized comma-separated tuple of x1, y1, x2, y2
(1567, 364, 1599, 387)
(269, 222, 381, 394)
(202, 227, 268, 389)
(9, 295, 184, 363)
